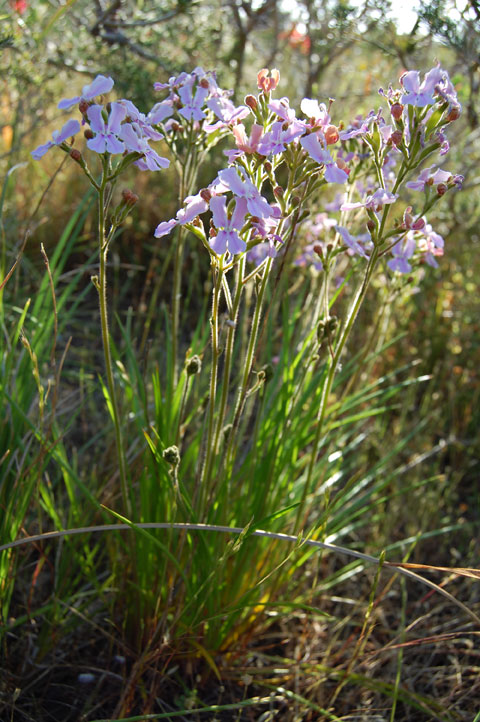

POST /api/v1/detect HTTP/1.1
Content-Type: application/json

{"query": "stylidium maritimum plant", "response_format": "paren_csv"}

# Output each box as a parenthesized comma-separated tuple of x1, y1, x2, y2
(31, 63, 463, 650)
(153, 64, 463, 522)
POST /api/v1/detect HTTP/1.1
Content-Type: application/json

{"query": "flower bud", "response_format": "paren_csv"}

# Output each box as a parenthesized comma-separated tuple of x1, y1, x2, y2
(84, 128, 94, 140)
(446, 105, 460, 122)
(199, 78, 209, 89)
(70, 148, 82, 163)
(336, 158, 350, 175)
(411, 217, 425, 231)
(245, 95, 258, 111)
(79, 100, 90, 115)
(257, 68, 280, 93)
(324, 125, 339, 145)
(258, 363, 274, 383)
(313, 243, 324, 258)
(264, 161, 272, 174)
(162, 445, 180, 466)
(121, 189, 139, 207)
(326, 316, 338, 334)
(390, 103, 404, 120)
(366, 219, 376, 232)
(199, 188, 212, 202)
(273, 186, 284, 198)
(436, 183, 448, 196)
(186, 354, 202, 375)
(391, 130, 403, 146)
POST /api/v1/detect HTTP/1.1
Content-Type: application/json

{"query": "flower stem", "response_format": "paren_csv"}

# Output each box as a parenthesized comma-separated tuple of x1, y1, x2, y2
(294, 245, 380, 533)
(97, 159, 130, 517)
(223, 257, 273, 483)
(198, 260, 224, 514)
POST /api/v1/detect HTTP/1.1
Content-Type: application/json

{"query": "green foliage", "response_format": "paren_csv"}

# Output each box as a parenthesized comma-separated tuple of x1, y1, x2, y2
(1, 3, 480, 720)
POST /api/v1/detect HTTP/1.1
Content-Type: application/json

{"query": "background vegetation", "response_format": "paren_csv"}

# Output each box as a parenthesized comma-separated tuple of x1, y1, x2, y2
(1, 1, 479, 720)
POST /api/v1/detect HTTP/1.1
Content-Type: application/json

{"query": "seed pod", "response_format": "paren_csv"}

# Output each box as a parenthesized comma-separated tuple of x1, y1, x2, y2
(162, 445, 180, 466)
(185, 354, 202, 375)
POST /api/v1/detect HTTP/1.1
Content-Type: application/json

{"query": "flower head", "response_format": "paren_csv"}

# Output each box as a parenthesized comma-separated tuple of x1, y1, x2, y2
(257, 68, 280, 93)
(300, 134, 348, 184)
(31, 118, 80, 159)
(58, 75, 114, 110)
(178, 79, 209, 121)
(209, 196, 248, 255)
(86, 103, 127, 154)
(336, 226, 369, 259)
(119, 123, 170, 171)
(341, 188, 397, 212)
(217, 168, 272, 218)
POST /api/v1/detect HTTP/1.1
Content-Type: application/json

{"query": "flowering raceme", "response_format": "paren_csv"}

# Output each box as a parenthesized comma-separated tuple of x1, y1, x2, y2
(149, 63, 462, 280)
(32, 63, 463, 279)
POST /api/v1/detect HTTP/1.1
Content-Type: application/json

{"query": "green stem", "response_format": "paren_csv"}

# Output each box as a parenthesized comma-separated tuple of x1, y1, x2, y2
(170, 126, 201, 388)
(198, 260, 224, 513)
(223, 257, 273, 478)
(206, 256, 245, 492)
(97, 160, 131, 517)
(294, 245, 380, 532)
(171, 223, 185, 388)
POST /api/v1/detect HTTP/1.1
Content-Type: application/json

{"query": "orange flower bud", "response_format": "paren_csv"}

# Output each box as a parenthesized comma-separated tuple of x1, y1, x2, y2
(324, 125, 339, 145)
(257, 68, 280, 93)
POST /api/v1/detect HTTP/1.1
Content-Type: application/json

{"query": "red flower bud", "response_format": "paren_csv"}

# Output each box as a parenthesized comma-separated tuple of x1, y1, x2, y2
(122, 189, 139, 207)
(390, 103, 404, 120)
(199, 188, 212, 202)
(70, 149, 82, 163)
(84, 128, 94, 140)
(411, 217, 425, 231)
(199, 78, 209, 89)
(391, 130, 403, 146)
(79, 100, 90, 115)
(244, 95, 258, 111)
(446, 105, 460, 122)
(437, 183, 448, 196)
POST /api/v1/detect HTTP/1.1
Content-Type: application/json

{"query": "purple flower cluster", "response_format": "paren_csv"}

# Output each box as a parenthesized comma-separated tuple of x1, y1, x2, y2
(153, 67, 249, 133)
(32, 75, 171, 172)
(388, 224, 445, 273)
(33, 63, 462, 276)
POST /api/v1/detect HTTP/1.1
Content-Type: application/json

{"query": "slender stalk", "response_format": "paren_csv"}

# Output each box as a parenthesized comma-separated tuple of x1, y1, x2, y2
(171, 223, 185, 387)
(294, 245, 380, 532)
(208, 257, 245, 483)
(170, 125, 201, 388)
(96, 160, 131, 517)
(198, 260, 224, 513)
(223, 257, 273, 480)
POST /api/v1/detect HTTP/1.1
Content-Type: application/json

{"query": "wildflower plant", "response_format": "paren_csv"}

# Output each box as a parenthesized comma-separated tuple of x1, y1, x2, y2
(30, 62, 464, 655)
